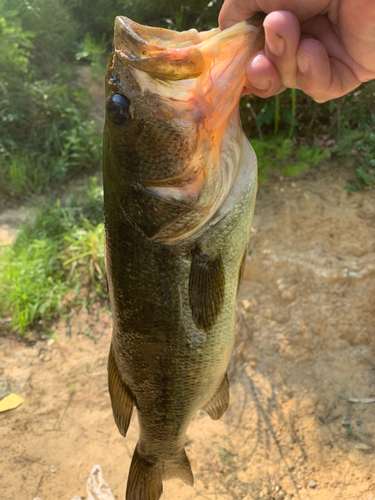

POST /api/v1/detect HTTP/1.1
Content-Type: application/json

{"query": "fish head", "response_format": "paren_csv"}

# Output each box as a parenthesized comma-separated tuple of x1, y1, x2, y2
(104, 15, 264, 242)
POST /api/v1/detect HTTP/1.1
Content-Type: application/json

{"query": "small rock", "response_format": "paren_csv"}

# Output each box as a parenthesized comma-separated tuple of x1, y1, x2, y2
(281, 287, 297, 301)
(309, 480, 317, 489)
(355, 443, 371, 451)
(209, 464, 223, 473)
(242, 299, 251, 311)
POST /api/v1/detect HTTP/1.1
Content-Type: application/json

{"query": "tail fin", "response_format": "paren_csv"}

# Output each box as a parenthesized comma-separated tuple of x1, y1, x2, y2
(163, 448, 194, 486)
(126, 446, 163, 500)
(126, 445, 194, 500)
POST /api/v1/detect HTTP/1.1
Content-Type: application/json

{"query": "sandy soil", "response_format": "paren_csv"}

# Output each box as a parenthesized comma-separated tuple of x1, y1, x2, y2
(1, 169, 374, 500)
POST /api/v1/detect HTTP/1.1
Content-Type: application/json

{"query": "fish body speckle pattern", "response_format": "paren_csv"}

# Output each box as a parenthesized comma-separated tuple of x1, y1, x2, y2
(103, 14, 264, 500)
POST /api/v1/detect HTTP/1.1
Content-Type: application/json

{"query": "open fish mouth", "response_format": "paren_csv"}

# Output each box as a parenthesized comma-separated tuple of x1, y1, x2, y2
(106, 15, 264, 243)
(113, 14, 264, 134)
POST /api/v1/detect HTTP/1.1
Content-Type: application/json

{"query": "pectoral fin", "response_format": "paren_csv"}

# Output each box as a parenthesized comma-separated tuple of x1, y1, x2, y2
(108, 343, 134, 437)
(189, 246, 225, 332)
(202, 374, 229, 420)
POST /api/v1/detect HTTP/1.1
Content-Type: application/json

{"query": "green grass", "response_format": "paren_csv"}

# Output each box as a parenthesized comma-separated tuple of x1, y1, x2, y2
(252, 136, 331, 182)
(0, 238, 68, 333)
(332, 129, 375, 192)
(0, 176, 106, 335)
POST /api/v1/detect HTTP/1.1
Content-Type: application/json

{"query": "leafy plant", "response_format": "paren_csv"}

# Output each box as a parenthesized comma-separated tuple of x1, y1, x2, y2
(0, 0, 102, 199)
(331, 128, 375, 191)
(252, 137, 331, 181)
(63, 221, 105, 289)
(0, 177, 105, 335)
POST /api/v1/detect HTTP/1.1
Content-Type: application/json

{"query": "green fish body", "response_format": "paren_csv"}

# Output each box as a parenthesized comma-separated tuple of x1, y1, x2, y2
(103, 14, 264, 500)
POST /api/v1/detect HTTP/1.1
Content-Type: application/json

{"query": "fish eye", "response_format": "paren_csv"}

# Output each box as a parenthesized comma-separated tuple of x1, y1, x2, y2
(107, 94, 131, 125)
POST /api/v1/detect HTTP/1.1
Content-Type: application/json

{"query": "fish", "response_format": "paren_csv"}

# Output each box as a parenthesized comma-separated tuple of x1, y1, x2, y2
(103, 13, 265, 500)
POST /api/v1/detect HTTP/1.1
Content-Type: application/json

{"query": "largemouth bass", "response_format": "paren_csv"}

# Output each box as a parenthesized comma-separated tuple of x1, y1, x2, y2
(103, 13, 264, 500)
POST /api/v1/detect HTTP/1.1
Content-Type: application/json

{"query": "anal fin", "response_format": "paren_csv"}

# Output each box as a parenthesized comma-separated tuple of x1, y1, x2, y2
(108, 343, 134, 437)
(202, 373, 229, 420)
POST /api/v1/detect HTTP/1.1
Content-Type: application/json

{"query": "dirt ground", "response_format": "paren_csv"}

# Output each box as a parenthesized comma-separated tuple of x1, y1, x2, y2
(1, 168, 374, 500)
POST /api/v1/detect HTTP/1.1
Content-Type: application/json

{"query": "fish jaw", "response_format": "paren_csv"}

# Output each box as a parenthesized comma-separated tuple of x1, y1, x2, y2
(113, 13, 264, 112)
(106, 15, 264, 243)
(113, 14, 264, 122)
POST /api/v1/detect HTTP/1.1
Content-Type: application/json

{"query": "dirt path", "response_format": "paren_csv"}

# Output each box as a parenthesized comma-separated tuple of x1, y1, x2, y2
(1, 170, 374, 500)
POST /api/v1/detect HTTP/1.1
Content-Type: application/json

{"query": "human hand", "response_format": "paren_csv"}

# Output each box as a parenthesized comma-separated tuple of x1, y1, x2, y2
(219, 0, 375, 102)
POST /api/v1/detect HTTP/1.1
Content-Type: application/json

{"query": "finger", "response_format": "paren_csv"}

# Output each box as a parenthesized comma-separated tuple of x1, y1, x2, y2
(243, 51, 286, 97)
(301, 15, 375, 83)
(337, 0, 375, 73)
(219, 0, 259, 30)
(296, 38, 361, 102)
(219, 0, 329, 30)
(263, 11, 301, 89)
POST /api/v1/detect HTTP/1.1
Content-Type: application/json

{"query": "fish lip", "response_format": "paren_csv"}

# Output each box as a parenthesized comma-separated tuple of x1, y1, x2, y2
(114, 15, 215, 51)
(114, 16, 208, 58)
(113, 16, 212, 81)
(113, 14, 265, 81)
(114, 13, 266, 53)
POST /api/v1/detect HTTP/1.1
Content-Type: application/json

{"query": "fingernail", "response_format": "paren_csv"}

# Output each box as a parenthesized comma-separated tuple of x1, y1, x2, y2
(265, 26, 285, 57)
(249, 76, 271, 91)
(297, 52, 310, 74)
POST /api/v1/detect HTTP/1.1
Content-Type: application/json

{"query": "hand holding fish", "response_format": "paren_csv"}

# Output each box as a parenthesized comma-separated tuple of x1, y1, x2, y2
(219, 0, 375, 102)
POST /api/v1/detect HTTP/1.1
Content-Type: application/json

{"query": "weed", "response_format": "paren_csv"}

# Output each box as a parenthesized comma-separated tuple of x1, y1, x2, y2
(0, 176, 106, 335)
(252, 136, 331, 182)
(63, 221, 105, 288)
(0, 239, 68, 333)
(341, 419, 364, 439)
